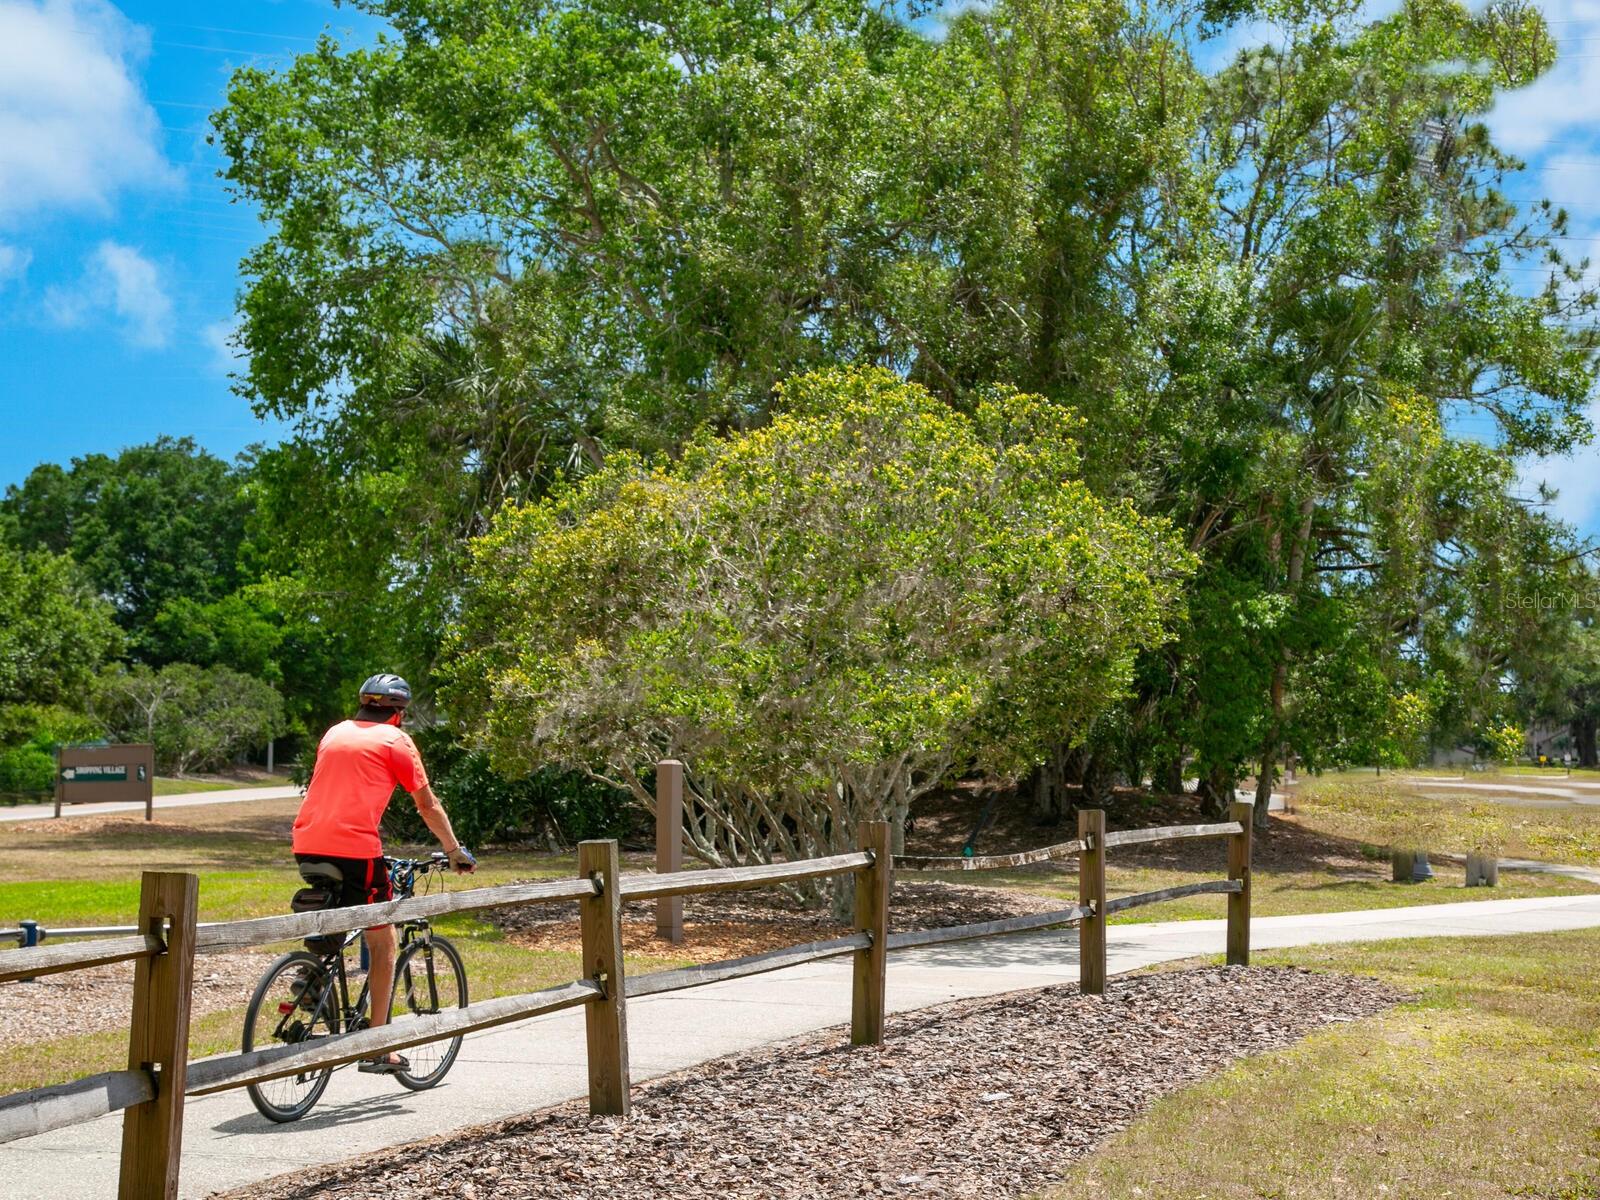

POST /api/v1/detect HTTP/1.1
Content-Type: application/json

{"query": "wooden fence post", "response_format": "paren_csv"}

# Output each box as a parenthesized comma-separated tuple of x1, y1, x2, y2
(1227, 800, 1253, 966)
(118, 871, 198, 1200)
(852, 820, 891, 1046)
(578, 839, 630, 1116)
(1078, 808, 1107, 995)
(655, 760, 684, 944)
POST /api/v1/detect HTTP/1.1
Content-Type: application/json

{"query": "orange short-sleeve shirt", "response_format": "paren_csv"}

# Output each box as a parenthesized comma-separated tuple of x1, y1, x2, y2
(291, 720, 430, 858)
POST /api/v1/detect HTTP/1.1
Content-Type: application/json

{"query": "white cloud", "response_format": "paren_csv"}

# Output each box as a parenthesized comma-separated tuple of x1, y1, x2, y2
(1486, 0, 1600, 155)
(0, 242, 29, 285)
(45, 240, 173, 347)
(202, 316, 244, 375)
(0, 0, 176, 222)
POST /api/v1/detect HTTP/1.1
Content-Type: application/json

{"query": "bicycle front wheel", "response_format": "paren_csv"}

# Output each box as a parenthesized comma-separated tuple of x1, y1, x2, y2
(389, 933, 468, 1090)
(243, 950, 340, 1123)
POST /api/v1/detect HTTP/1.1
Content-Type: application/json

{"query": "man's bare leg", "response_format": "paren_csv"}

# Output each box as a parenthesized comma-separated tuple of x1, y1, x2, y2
(363, 923, 403, 1065)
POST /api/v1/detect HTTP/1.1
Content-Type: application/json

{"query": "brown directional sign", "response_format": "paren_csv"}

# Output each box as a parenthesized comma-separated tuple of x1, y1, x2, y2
(55, 744, 156, 820)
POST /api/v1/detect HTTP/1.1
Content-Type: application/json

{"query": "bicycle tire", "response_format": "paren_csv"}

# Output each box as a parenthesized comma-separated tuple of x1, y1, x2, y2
(389, 933, 468, 1091)
(243, 950, 340, 1123)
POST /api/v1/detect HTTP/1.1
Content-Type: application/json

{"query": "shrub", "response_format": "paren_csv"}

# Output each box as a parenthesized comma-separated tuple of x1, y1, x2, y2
(0, 746, 56, 795)
(0, 703, 104, 751)
(380, 727, 636, 848)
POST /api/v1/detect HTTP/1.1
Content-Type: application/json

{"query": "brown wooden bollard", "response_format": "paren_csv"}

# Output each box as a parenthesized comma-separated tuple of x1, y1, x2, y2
(1391, 847, 1411, 882)
(119, 871, 199, 1200)
(851, 820, 891, 1046)
(1078, 808, 1107, 995)
(655, 760, 684, 943)
(578, 840, 630, 1116)
(1227, 800, 1253, 966)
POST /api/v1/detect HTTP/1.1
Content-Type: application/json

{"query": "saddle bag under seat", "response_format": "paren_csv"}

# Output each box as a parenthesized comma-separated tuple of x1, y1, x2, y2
(291, 884, 345, 956)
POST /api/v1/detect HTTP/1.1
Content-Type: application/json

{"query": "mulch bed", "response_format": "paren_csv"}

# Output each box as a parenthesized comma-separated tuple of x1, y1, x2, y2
(0, 952, 272, 1048)
(493, 880, 1071, 961)
(228, 966, 1404, 1200)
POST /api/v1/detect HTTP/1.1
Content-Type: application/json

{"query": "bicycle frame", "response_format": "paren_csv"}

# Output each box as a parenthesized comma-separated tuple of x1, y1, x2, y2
(267, 914, 442, 1070)
(304, 921, 431, 1027)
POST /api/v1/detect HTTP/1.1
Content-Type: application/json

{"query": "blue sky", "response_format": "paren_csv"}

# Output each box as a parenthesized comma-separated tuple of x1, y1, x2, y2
(0, 0, 383, 487)
(1, 0, 1597, 530)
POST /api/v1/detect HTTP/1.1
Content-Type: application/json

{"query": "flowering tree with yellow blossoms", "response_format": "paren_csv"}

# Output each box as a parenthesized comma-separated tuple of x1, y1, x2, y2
(445, 368, 1190, 905)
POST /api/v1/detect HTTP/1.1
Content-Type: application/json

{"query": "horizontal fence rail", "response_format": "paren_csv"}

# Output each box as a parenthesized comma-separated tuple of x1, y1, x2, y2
(0, 1069, 155, 1146)
(0, 783, 1255, 1200)
(0, 934, 165, 985)
(186, 980, 603, 1097)
(628, 933, 871, 998)
(1104, 879, 1243, 915)
(1100, 821, 1242, 849)
(886, 904, 1093, 950)
(2, 924, 142, 944)
(893, 838, 1085, 872)
(195, 876, 604, 954)
(617, 852, 874, 901)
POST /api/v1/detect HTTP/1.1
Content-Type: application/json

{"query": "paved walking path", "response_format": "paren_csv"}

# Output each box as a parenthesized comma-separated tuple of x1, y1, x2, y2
(4, 892, 1600, 1199)
(1435, 852, 1600, 887)
(0, 786, 300, 824)
(1385, 774, 1600, 808)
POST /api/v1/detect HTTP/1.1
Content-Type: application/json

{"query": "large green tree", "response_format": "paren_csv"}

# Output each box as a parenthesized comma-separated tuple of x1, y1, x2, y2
(0, 544, 121, 709)
(93, 663, 288, 775)
(214, 0, 1598, 812)
(2, 438, 251, 659)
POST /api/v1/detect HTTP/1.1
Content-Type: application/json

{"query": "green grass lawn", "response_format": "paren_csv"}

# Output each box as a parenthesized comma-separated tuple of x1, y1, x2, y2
(2, 790, 1596, 1098)
(915, 856, 1598, 925)
(1052, 928, 1600, 1199)
(1, 773, 296, 806)
(152, 773, 296, 797)
(1291, 777, 1600, 867)
(0, 797, 692, 1093)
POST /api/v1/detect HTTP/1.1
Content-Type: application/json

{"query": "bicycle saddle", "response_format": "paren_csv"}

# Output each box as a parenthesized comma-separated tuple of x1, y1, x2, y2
(297, 861, 345, 884)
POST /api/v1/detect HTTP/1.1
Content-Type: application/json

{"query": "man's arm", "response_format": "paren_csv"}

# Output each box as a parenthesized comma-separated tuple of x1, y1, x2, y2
(411, 785, 475, 871)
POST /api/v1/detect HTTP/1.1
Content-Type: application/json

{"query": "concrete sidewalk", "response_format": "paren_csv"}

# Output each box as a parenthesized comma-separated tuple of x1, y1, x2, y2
(4, 892, 1600, 1199)
(0, 786, 301, 824)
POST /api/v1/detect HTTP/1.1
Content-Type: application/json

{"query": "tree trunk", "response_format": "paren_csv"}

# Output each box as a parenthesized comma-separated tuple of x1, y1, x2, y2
(1080, 751, 1116, 808)
(888, 771, 909, 856)
(1195, 765, 1235, 820)
(1256, 493, 1317, 829)
(1573, 716, 1598, 768)
(828, 873, 855, 921)
(1154, 755, 1184, 796)
(1033, 745, 1070, 824)
(1061, 746, 1087, 787)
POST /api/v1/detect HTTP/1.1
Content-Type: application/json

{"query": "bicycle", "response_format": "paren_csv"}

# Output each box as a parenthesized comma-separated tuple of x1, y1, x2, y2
(242, 852, 469, 1123)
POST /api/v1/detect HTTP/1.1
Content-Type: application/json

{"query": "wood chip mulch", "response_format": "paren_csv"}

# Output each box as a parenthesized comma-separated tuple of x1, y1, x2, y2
(228, 966, 1404, 1200)
(493, 880, 1070, 961)
(0, 952, 271, 1049)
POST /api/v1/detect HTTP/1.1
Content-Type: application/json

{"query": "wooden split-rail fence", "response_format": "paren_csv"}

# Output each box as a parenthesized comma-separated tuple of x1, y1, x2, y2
(0, 788, 1252, 1199)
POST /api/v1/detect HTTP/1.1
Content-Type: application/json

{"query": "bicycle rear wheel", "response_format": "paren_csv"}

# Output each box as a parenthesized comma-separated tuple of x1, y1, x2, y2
(243, 950, 340, 1122)
(389, 933, 467, 1090)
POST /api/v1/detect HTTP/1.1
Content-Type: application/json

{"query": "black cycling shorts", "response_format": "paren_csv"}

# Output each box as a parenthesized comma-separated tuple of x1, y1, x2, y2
(294, 853, 394, 908)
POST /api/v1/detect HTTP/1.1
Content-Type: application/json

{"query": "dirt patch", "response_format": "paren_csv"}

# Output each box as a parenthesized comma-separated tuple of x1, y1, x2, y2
(904, 781, 1196, 859)
(227, 966, 1404, 1200)
(494, 880, 1070, 960)
(0, 951, 271, 1047)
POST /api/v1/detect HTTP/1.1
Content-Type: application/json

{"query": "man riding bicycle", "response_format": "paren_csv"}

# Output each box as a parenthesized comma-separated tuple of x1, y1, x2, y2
(291, 673, 476, 1074)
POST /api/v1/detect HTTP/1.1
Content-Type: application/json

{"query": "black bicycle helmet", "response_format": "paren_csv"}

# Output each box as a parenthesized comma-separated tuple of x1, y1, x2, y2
(358, 673, 412, 709)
